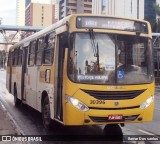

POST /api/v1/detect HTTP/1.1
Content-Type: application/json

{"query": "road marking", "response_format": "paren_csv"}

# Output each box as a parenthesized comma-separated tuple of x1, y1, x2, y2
(139, 129, 154, 135)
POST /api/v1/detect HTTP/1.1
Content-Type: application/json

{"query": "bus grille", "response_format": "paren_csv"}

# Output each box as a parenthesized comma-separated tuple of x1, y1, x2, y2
(89, 115, 139, 122)
(88, 106, 140, 110)
(81, 89, 146, 100)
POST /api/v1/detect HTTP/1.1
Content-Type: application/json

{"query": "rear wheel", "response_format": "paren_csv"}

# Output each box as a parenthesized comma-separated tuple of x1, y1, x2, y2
(14, 85, 21, 107)
(42, 96, 52, 129)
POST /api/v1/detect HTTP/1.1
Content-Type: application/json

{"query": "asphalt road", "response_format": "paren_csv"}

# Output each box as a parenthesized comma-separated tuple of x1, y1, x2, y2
(0, 70, 160, 144)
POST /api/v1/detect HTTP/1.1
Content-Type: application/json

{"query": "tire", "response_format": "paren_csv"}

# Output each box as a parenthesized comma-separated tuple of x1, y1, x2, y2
(42, 96, 52, 129)
(14, 85, 21, 107)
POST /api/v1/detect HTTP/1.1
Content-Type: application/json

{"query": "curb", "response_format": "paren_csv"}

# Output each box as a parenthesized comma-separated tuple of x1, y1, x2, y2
(0, 100, 24, 136)
(0, 100, 30, 144)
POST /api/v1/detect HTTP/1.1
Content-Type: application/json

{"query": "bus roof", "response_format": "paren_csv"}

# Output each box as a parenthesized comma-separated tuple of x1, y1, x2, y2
(9, 14, 150, 51)
(9, 15, 72, 51)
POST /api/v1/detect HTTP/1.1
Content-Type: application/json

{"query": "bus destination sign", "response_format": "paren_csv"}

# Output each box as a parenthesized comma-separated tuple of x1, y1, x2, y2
(76, 16, 148, 33)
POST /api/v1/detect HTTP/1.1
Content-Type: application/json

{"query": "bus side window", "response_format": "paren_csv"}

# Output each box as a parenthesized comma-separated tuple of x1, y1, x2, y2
(43, 32, 55, 65)
(28, 40, 36, 66)
(36, 37, 45, 65)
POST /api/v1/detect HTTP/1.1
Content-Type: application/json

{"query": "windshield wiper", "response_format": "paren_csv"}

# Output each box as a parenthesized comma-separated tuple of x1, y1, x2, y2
(89, 29, 100, 71)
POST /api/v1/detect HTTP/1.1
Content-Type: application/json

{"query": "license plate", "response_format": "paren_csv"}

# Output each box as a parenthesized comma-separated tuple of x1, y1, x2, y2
(108, 115, 123, 120)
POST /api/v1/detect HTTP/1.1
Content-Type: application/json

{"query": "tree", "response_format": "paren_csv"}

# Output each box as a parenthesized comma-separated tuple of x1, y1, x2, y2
(153, 3, 160, 32)
(145, 17, 157, 32)
(145, 3, 160, 32)
(154, 3, 160, 15)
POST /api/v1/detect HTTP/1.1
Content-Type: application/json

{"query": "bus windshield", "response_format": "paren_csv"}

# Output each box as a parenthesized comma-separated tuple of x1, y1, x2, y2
(68, 32, 153, 85)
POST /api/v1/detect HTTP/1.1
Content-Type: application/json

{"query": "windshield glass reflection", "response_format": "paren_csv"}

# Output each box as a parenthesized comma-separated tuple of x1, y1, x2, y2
(68, 32, 153, 85)
(116, 35, 153, 84)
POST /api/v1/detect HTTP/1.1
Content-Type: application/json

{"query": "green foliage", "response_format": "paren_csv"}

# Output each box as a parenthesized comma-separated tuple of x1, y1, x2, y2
(145, 3, 160, 32)
(145, 17, 158, 32)
(152, 3, 160, 32)
(154, 3, 160, 15)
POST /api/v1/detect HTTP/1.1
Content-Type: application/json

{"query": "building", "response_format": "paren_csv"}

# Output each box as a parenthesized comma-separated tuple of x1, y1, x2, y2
(102, 0, 106, 14)
(26, 0, 31, 7)
(26, 0, 52, 7)
(31, 0, 52, 4)
(92, 0, 102, 14)
(105, 0, 144, 19)
(25, 3, 56, 27)
(59, 0, 92, 20)
(52, 0, 59, 20)
(16, 0, 25, 26)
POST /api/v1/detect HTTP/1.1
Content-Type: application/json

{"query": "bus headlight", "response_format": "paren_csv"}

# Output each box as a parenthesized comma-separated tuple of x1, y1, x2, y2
(66, 95, 89, 112)
(140, 96, 154, 109)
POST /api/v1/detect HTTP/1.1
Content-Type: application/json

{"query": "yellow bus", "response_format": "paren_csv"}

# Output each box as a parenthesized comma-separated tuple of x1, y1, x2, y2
(6, 14, 154, 130)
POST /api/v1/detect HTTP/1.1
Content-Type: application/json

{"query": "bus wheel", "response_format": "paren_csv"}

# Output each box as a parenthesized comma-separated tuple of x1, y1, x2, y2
(14, 85, 21, 107)
(42, 96, 52, 129)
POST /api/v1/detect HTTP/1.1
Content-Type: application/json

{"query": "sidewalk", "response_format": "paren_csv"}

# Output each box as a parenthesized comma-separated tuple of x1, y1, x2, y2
(0, 104, 17, 135)
(0, 102, 26, 144)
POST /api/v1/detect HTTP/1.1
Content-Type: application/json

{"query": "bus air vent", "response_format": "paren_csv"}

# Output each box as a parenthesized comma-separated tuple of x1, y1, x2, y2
(81, 89, 146, 100)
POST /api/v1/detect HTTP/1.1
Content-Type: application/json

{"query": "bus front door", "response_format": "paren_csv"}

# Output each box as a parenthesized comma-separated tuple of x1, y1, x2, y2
(54, 33, 67, 121)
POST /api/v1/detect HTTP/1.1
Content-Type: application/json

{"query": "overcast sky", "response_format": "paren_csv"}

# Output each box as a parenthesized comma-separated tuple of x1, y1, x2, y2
(0, 0, 16, 25)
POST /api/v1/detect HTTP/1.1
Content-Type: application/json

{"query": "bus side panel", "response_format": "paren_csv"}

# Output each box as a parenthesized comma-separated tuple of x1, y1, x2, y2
(21, 46, 28, 102)
(143, 102, 154, 121)
(25, 66, 38, 110)
(6, 67, 10, 92)
(36, 81, 44, 112)
(16, 66, 22, 100)
(37, 66, 54, 115)
(36, 68, 41, 112)
(11, 67, 16, 95)
(48, 66, 54, 119)
(36, 82, 54, 113)
(36, 68, 50, 112)
(6, 52, 12, 93)
(37, 67, 45, 112)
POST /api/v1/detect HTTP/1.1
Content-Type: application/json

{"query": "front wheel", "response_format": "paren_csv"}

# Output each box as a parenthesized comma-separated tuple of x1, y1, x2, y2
(42, 96, 52, 129)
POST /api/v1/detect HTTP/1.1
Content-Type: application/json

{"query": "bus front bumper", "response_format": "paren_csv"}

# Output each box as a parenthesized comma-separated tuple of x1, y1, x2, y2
(64, 102, 154, 125)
